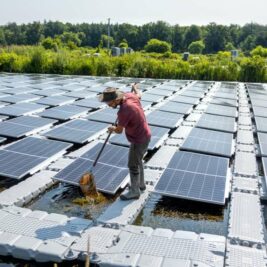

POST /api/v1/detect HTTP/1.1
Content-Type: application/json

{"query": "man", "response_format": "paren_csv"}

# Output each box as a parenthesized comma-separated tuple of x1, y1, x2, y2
(99, 84, 151, 200)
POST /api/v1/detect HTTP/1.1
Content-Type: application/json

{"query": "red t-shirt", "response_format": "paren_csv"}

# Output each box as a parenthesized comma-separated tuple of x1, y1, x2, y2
(117, 93, 151, 144)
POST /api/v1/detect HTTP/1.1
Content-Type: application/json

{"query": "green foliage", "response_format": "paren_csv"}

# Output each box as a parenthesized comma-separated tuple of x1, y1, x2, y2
(41, 37, 58, 50)
(188, 40, 205, 54)
(144, 39, 171, 53)
(250, 46, 267, 57)
(119, 39, 128, 48)
(100, 34, 114, 48)
(225, 42, 235, 51)
(0, 45, 266, 82)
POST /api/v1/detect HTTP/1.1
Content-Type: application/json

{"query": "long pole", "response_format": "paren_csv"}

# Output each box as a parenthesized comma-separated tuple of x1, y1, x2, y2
(107, 18, 111, 49)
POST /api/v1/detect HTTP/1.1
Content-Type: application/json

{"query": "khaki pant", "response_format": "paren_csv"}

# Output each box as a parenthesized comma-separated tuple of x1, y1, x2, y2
(128, 139, 150, 192)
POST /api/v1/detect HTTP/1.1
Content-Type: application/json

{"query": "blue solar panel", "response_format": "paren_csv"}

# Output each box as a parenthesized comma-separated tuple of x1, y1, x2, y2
(44, 119, 107, 144)
(0, 137, 72, 179)
(110, 125, 169, 150)
(147, 110, 183, 129)
(255, 116, 267, 133)
(0, 103, 47, 116)
(258, 132, 267, 157)
(170, 95, 199, 105)
(205, 104, 237, 118)
(0, 94, 40, 104)
(209, 98, 237, 107)
(38, 105, 89, 120)
(154, 151, 229, 205)
(35, 95, 76, 106)
(87, 108, 117, 124)
(73, 98, 106, 109)
(196, 113, 236, 133)
(54, 143, 129, 194)
(180, 127, 233, 157)
(0, 116, 56, 138)
(158, 101, 193, 114)
(141, 93, 164, 103)
(253, 106, 267, 118)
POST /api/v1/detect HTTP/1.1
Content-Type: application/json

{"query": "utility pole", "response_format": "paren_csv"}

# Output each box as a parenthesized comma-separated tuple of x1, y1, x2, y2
(107, 18, 111, 50)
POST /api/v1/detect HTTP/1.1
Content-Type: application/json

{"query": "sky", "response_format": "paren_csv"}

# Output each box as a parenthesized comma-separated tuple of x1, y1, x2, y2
(0, 0, 266, 26)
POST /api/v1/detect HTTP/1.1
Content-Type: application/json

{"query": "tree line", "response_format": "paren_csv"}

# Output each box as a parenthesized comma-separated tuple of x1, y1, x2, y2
(0, 21, 267, 53)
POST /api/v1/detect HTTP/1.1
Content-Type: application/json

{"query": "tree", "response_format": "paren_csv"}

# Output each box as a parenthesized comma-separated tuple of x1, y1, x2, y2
(25, 22, 43, 45)
(250, 46, 267, 57)
(119, 39, 128, 48)
(255, 32, 267, 47)
(99, 34, 114, 48)
(144, 39, 172, 53)
(204, 23, 230, 53)
(240, 35, 256, 52)
(41, 37, 59, 50)
(184, 25, 202, 48)
(172, 25, 184, 52)
(225, 42, 235, 51)
(58, 32, 82, 47)
(0, 28, 6, 45)
(188, 40, 205, 54)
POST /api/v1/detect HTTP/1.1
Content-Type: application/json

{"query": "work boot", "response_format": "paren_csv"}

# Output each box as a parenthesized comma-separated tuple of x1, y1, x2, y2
(140, 185, 146, 191)
(120, 188, 140, 200)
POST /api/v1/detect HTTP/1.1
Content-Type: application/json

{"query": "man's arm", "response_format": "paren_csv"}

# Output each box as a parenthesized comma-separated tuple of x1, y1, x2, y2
(131, 83, 141, 99)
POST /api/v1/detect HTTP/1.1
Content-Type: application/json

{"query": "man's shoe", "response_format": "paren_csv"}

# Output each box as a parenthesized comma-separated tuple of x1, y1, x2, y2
(140, 185, 146, 191)
(120, 190, 140, 200)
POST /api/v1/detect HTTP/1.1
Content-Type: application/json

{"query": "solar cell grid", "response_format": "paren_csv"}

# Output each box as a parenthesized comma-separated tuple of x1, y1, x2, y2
(154, 151, 229, 204)
(196, 113, 236, 133)
(158, 101, 193, 114)
(147, 110, 183, 128)
(180, 127, 233, 157)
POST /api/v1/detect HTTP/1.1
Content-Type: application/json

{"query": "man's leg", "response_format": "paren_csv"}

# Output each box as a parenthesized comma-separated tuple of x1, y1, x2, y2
(120, 143, 140, 200)
(120, 139, 150, 200)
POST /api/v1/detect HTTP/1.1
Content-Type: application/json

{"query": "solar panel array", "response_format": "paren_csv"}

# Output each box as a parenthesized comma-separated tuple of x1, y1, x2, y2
(0, 137, 71, 179)
(154, 151, 229, 204)
(44, 119, 107, 144)
(0, 116, 56, 138)
(180, 127, 234, 157)
(54, 143, 129, 194)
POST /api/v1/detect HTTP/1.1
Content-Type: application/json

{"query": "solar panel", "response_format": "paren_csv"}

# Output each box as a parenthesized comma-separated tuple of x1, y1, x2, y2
(61, 84, 87, 91)
(141, 93, 164, 103)
(154, 151, 229, 205)
(0, 116, 56, 138)
(180, 127, 234, 157)
(147, 110, 183, 129)
(170, 95, 199, 105)
(209, 98, 237, 107)
(262, 157, 267, 186)
(253, 106, 267, 118)
(196, 113, 236, 133)
(214, 92, 237, 100)
(205, 104, 237, 117)
(0, 94, 40, 104)
(54, 143, 129, 194)
(31, 84, 60, 90)
(255, 116, 267, 133)
(250, 99, 267, 108)
(0, 103, 47, 116)
(141, 100, 153, 110)
(44, 119, 107, 144)
(148, 88, 174, 96)
(73, 98, 106, 109)
(110, 125, 169, 150)
(158, 102, 193, 114)
(38, 104, 89, 121)
(63, 90, 96, 99)
(35, 95, 76, 106)
(180, 90, 204, 98)
(33, 88, 66, 96)
(1, 86, 38, 95)
(0, 137, 72, 179)
(257, 132, 267, 157)
(87, 108, 117, 124)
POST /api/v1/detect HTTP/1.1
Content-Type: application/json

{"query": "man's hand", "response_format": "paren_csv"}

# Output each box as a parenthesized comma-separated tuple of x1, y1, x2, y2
(131, 83, 141, 99)
(108, 126, 116, 133)
(108, 125, 124, 134)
